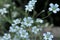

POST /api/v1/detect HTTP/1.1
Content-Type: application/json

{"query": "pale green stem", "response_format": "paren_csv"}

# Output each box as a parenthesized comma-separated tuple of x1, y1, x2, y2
(32, 9, 37, 18)
(36, 10, 45, 17)
(1, 15, 12, 24)
(42, 12, 51, 19)
(25, 11, 29, 17)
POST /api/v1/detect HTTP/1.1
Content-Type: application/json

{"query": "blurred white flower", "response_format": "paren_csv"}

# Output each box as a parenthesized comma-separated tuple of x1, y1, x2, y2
(0, 37, 4, 40)
(43, 32, 54, 40)
(13, 35, 20, 40)
(9, 25, 20, 32)
(18, 29, 29, 38)
(12, 11, 19, 18)
(13, 19, 21, 24)
(28, 0, 37, 6)
(0, 8, 8, 15)
(49, 3, 60, 13)
(3, 33, 11, 40)
(25, 0, 37, 12)
(21, 17, 33, 27)
(36, 18, 43, 23)
(32, 26, 40, 34)
(25, 5, 33, 12)
(4, 4, 10, 8)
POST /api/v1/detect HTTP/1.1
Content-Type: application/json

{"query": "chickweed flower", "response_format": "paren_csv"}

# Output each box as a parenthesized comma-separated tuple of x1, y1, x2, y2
(32, 26, 40, 34)
(9, 25, 20, 32)
(43, 32, 54, 40)
(49, 3, 60, 13)
(4, 4, 10, 8)
(0, 8, 8, 15)
(21, 17, 33, 27)
(3, 33, 11, 40)
(25, 0, 37, 12)
(18, 29, 29, 38)
(13, 19, 21, 24)
(36, 18, 44, 23)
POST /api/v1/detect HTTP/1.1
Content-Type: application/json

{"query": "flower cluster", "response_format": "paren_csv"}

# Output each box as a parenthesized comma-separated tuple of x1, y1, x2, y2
(8, 17, 44, 40)
(25, 0, 37, 12)
(0, 0, 57, 40)
(0, 33, 11, 40)
(9, 25, 29, 40)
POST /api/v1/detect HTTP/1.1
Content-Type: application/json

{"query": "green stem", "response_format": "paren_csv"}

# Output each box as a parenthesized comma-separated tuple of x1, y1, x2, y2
(1, 15, 12, 24)
(44, 0, 49, 10)
(25, 11, 28, 17)
(42, 12, 51, 19)
(36, 10, 45, 17)
(32, 10, 37, 18)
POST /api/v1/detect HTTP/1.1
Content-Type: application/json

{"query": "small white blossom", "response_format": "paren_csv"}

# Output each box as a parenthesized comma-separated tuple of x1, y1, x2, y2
(36, 18, 43, 23)
(32, 26, 40, 34)
(49, 3, 60, 13)
(0, 37, 4, 40)
(18, 29, 29, 38)
(3, 33, 11, 40)
(43, 32, 54, 40)
(13, 19, 21, 24)
(25, 0, 37, 12)
(25, 5, 34, 11)
(21, 17, 33, 27)
(4, 4, 10, 8)
(9, 25, 20, 32)
(28, 0, 37, 6)
(0, 8, 8, 15)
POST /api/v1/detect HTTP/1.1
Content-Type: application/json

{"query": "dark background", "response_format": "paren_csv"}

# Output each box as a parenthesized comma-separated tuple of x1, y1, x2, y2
(12, 0, 60, 26)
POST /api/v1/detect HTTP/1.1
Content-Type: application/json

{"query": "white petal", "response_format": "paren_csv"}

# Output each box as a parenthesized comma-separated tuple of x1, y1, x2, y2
(56, 8, 60, 11)
(44, 37, 48, 40)
(49, 8, 52, 11)
(47, 32, 51, 34)
(55, 3, 59, 7)
(43, 33, 46, 36)
(49, 3, 54, 7)
(53, 10, 57, 13)
(49, 38, 52, 40)
(51, 35, 54, 38)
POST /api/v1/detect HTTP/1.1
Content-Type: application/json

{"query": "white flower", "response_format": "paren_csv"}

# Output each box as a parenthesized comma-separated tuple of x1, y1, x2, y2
(43, 32, 54, 40)
(0, 8, 8, 15)
(18, 29, 29, 38)
(3, 33, 11, 40)
(25, 5, 33, 12)
(13, 19, 21, 24)
(21, 17, 33, 27)
(32, 26, 40, 34)
(25, 0, 37, 12)
(49, 3, 60, 13)
(36, 18, 43, 23)
(28, 0, 37, 6)
(4, 4, 10, 8)
(0, 37, 4, 40)
(9, 25, 20, 32)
